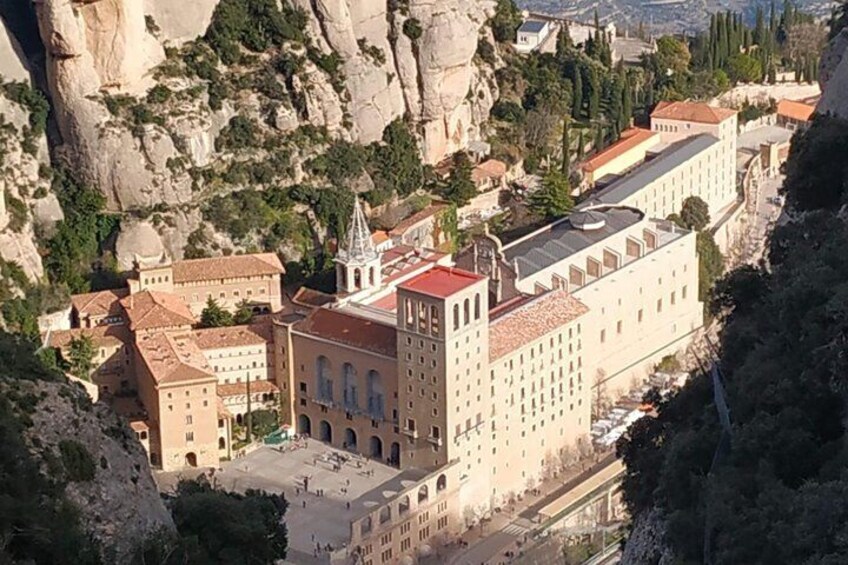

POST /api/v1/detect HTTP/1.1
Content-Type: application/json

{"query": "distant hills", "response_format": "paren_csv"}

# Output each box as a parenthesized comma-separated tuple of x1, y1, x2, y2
(517, 0, 834, 35)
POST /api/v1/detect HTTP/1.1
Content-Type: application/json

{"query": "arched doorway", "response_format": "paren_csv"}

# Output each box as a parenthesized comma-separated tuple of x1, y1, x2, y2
(218, 437, 226, 450)
(390, 442, 401, 467)
(344, 428, 357, 450)
(369, 435, 383, 459)
(298, 414, 312, 436)
(437, 474, 447, 492)
(185, 452, 198, 467)
(319, 420, 333, 443)
(236, 413, 243, 425)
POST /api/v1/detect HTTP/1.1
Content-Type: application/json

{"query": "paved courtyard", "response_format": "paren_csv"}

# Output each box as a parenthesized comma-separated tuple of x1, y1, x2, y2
(157, 442, 401, 561)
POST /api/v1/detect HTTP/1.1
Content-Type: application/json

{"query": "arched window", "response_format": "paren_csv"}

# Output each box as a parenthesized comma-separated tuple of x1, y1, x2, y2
(353, 268, 362, 290)
(474, 294, 481, 320)
(463, 298, 470, 325)
(367, 370, 385, 419)
(453, 304, 460, 330)
(418, 484, 429, 503)
(369, 266, 375, 286)
(343, 363, 358, 409)
(436, 474, 447, 492)
(316, 356, 333, 402)
(430, 305, 440, 336)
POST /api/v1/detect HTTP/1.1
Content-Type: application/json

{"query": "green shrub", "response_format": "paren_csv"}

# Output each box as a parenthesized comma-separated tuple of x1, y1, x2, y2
(6, 192, 28, 232)
(215, 116, 261, 152)
(58, 440, 96, 482)
(2, 80, 49, 135)
(402, 18, 423, 41)
(146, 84, 172, 104)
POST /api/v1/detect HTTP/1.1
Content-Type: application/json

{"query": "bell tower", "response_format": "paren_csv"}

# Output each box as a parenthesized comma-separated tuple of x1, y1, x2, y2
(336, 197, 382, 294)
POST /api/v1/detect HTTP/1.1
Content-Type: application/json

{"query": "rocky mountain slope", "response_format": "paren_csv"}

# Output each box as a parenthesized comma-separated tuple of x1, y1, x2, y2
(818, 28, 848, 119)
(0, 28, 62, 284)
(22, 0, 498, 264)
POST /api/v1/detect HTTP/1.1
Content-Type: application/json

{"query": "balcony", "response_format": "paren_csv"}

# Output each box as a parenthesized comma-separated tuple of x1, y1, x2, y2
(426, 434, 443, 447)
(402, 426, 419, 439)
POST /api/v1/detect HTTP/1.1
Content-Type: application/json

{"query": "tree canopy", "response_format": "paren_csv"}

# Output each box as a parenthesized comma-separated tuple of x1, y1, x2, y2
(200, 298, 234, 328)
(530, 170, 574, 219)
(618, 113, 848, 565)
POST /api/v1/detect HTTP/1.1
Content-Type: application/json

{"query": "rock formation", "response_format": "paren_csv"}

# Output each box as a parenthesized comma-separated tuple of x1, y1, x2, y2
(818, 29, 848, 119)
(294, 0, 498, 163)
(9, 377, 175, 561)
(30, 0, 498, 219)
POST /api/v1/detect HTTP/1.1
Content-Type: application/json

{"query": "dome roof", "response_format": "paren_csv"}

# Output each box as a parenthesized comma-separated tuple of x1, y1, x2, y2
(569, 210, 607, 231)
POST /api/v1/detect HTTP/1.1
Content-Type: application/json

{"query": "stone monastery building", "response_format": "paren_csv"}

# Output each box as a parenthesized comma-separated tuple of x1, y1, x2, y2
(48, 101, 737, 564)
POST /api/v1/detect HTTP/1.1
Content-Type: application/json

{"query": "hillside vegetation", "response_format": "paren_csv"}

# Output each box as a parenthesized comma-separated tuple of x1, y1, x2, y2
(618, 112, 848, 563)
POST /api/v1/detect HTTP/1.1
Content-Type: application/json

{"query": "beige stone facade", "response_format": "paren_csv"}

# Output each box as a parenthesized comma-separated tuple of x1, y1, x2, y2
(49, 252, 286, 472)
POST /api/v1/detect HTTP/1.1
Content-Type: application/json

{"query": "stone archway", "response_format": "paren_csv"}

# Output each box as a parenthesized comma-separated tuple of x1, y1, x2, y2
(390, 441, 401, 467)
(344, 427, 357, 450)
(185, 452, 198, 467)
(298, 414, 312, 436)
(319, 420, 333, 443)
(369, 435, 383, 459)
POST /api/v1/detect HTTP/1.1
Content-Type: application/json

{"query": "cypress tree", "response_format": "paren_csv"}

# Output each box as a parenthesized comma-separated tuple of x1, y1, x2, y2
(572, 68, 583, 119)
(577, 129, 585, 160)
(561, 118, 571, 174)
(594, 125, 605, 151)
(621, 78, 633, 131)
(587, 67, 601, 120)
(754, 6, 766, 45)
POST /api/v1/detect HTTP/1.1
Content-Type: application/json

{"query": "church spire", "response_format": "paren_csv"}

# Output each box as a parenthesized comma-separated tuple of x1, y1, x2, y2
(339, 197, 376, 264)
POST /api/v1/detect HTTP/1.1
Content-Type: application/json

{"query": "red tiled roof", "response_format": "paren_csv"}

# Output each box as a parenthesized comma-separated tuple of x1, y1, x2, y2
(652, 101, 737, 124)
(777, 99, 815, 122)
(372, 230, 390, 245)
(471, 159, 508, 184)
(136, 331, 216, 385)
(489, 290, 589, 361)
(70, 288, 129, 318)
(291, 287, 336, 308)
(398, 265, 485, 299)
(120, 290, 196, 331)
(172, 253, 284, 284)
(49, 324, 131, 349)
(192, 323, 273, 350)
(217, 379, 279, 397)
(389, 203, 448, 237)
(381, 247, 448, 284)
(295, 308, 397, 357)
(583, 128, 658, 172)
(370, 292, 398, 312)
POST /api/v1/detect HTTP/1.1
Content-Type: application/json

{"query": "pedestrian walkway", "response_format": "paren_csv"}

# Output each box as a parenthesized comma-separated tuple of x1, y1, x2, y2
(501, 523, 530, 536)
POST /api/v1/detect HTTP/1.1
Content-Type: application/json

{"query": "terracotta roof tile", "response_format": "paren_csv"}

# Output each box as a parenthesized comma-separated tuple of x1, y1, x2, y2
(291, 287, 336, 308)
(389, 203, 448, 236)
(583, 128, 659, 172)
(651, 101, 737, 124)
(70, 288, 129, 318)
(136, 331, 216, 385)
(471, 159, 507, 184)
(217, 380, 279, 397)
(398, 265, 486, 299)
(295, 308, 397, 357)
(172, 253, 284, 284)
(120, 291, 196, 331)
(489, 290, 589, 361)
(372, 230, 390, 245)
(777, 99, 815, 122)
(192, 323, 273, 350)
(49, 324, 131, 350)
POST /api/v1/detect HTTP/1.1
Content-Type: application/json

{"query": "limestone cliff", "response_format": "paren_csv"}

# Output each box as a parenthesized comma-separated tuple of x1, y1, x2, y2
(0, 26, 63, 282)
(6, 376, 175, 561)
(818, 29, 848, 119)
(30, 0, 499, 224)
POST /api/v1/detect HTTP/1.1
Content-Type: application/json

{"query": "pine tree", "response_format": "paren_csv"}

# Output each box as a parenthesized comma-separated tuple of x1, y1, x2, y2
(572, 67, 583, 119)
(201, 298, 235, 328)
(530, 170, 574, 219)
